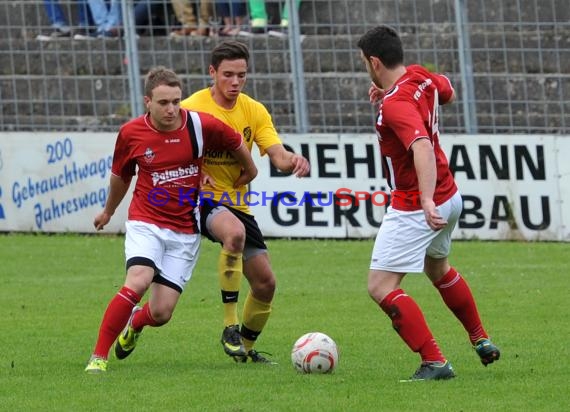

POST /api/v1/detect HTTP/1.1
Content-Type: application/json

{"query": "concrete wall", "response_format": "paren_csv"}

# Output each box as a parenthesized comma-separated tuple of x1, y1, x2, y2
(1, 0, 569, 133)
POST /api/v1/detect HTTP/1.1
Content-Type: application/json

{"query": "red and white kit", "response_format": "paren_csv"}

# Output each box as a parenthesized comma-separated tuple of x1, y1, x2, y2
(371, 65, 461, 272)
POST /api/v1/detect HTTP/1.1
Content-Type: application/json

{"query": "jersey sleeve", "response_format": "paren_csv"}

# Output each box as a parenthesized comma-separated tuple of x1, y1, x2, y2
(198, 112, 243, 152)
(110, 128, 136, 183)
(382, 100, 429, 150)
(431, 73, 454, 105)
(252, 102, 282, 156)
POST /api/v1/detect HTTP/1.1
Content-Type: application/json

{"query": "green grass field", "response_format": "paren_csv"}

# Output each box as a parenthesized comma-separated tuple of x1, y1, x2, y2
(0, 234, 568, 411)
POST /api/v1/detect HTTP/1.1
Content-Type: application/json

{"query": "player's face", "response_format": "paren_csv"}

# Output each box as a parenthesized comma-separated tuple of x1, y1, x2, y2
(209, 59, 247, 103)
(145, 84, 182, 131)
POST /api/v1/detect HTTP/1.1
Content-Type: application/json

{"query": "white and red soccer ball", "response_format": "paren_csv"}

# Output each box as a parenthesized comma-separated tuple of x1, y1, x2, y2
(291, 332, 339, 374)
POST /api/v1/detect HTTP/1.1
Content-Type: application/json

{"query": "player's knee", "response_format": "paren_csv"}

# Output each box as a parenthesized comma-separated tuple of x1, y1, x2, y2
(367, 277, 391, 304)
(367, 283, 380, 302)
(150, 307, 173, 326)
(125, 271, 153, 296)
(252, 273, 276, 300)
(265, 274, 276, 294)
(220, 226, 246, 252)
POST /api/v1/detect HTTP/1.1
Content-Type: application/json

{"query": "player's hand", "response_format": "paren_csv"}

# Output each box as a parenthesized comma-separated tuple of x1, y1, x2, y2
(368, 82, 385, 106)
(290, 154, 310, 177)
(201, 172, 215, 188)
(422, 199, 447, 231)
(233, 165, 258, 188)
(93, 211, 112, 231)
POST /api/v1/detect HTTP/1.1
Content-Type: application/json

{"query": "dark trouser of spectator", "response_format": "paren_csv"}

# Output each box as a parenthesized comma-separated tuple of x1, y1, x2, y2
(38, 0, 93, 40)
(216, 1, 247, 36)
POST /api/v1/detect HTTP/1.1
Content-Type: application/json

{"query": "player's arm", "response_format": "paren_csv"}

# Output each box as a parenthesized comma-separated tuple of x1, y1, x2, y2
(410, 138, 447, 231)
(201, 112, 258, 188)
(253, 101, 310, 177)
(388, 100, 446, 230)
(265, 144, 310, 177)
(435, 73, 455, 105)
(443, 87, 456, 105)
(229, 143, 258, 188)
(94, 174, 131, 231)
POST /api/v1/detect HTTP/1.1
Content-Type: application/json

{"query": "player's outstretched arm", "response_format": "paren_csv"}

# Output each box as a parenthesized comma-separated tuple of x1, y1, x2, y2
(266, 144, 310, 178)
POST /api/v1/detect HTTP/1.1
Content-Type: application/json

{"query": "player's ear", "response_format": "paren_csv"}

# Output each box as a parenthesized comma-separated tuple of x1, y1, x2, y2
(370, 56, 382, 70)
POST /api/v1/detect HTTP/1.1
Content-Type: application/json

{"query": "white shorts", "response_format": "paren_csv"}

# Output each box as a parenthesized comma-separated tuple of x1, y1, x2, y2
(125, 220, 201, 292)
(370, 191, 462, 273)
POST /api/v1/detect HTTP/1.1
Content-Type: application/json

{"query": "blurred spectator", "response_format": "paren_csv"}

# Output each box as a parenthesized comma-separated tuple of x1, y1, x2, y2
(36, 0, 94, 40)
(216, 1, 247, 36)
(87, 0, 122, 37)
(249, 0, 300, 34)
(170, 0, 214, 37)
(134, 0, 171, 36)
(134, 1, 213, 37)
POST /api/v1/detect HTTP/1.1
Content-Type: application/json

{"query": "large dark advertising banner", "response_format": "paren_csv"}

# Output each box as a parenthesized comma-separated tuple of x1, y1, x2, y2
(249, 134, 568, 241)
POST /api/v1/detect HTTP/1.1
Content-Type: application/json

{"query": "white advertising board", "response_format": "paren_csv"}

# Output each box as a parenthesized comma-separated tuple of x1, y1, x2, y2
(0, 133, 130, 233)
(0, 132, 567, 240)
(249, 134, 568, 241)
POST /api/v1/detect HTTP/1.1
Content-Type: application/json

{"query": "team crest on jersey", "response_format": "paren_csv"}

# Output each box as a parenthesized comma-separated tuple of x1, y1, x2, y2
(144, 147, 155, 163)
(243, 127, 252, 142)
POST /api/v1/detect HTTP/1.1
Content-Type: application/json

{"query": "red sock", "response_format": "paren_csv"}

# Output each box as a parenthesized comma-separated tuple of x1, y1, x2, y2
(379, 289, 445, 363)
(92, 286, 141, 359)
(131, 302, 159, 330)
(434, 267, 488, 344)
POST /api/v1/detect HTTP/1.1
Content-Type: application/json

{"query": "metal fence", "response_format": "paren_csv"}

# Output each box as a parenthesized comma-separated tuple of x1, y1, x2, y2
(1, 0, 569, 134)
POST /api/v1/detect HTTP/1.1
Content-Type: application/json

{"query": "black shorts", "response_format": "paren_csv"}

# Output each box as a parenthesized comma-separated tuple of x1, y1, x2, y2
(200, 201, 267, 250)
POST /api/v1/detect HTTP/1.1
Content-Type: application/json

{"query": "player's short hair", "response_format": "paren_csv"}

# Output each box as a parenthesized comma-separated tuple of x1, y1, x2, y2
(210, 41, 250, 69)
(357, 25, 404, 69)
(144, 66, 182, 97)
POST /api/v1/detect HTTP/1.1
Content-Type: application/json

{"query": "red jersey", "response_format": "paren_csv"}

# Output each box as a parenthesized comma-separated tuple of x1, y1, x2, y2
(375, 64, 458, 211)
(112, 109, 243, 233)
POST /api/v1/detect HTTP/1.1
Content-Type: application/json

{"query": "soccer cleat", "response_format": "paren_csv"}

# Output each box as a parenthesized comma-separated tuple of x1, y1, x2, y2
(221, 325, 247, 357)
(85, 356, 108, 373)
(401, 360, 455, 382)
(474, 338, 501, 366)
(115, 306, 142, 360)
(235, 349, 277, 365)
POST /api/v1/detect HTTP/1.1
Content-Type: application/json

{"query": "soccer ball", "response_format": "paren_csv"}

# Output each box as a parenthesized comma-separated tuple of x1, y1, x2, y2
(291, 332, 339, 374)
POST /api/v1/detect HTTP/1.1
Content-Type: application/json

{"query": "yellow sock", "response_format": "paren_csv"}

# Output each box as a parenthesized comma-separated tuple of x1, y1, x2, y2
(241, 291, 272, 351)
(218, 249, 242, 327)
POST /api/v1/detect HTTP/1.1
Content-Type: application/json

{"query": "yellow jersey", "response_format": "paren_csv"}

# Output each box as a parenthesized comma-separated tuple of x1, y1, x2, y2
(180, 88, 282, 214)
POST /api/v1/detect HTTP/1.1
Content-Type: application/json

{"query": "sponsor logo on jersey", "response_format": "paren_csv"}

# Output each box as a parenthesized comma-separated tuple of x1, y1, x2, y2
(151, 164, 199, 186)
